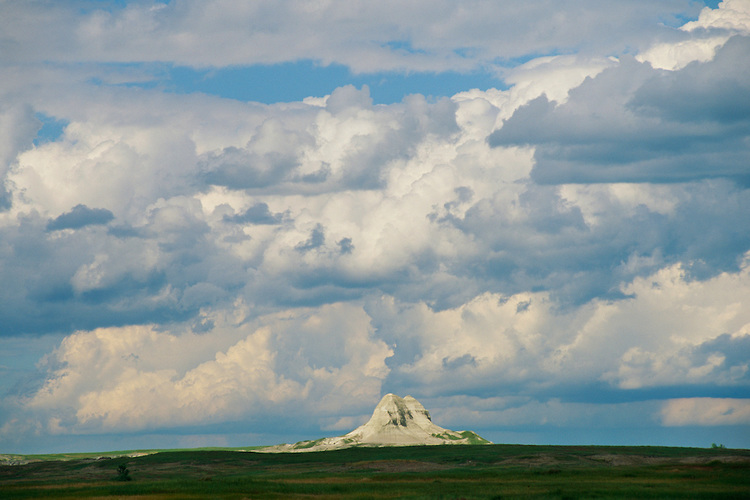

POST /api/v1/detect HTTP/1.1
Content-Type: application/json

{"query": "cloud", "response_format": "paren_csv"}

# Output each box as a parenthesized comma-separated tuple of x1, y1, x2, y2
(501, 55, 617, 105)
(489, 37, 750, 185)
(46, 204, 114, 231)
(21, 302, 392, 434)
(10, 113, 200, 219)
(0, 103, 40, 210)
(637, 0, 750, 70)
(631, 36, 750, 124)
(2, 1, 750, 450)
(295, 224, 326, 253)
(0, 1, 705, 73)
(607, 334, 750, 390)
(16, 254, 750, 437)
(26, 324, 302, 432)
(429, 395, 661, 431)
(195, 86, 459, 195)
(681, 0, 750, 34)
(223, 202, 285, 225)
(2, 63, 749, 336)
(636, 36, 730, 71)
(661, 398, 750, 426)
(199, 118, 312, 190)
(376, 255, 750, 400)
(0, 196, 250, 336)
(0, 1, 736, 123)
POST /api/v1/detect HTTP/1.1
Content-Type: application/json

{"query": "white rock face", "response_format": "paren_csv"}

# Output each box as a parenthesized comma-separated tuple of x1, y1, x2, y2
(263, 394, 491, 452)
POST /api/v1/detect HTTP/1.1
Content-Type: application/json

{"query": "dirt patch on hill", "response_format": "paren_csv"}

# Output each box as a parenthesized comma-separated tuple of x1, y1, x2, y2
(587, 454, 673, 466)
(587, 454, 750, 467)
(346, 459, 451, 473)
(489, 452, 750, 469)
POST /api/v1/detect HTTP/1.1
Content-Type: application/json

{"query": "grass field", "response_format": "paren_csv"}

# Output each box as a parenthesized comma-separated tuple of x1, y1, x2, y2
(2, 444, 749, 499)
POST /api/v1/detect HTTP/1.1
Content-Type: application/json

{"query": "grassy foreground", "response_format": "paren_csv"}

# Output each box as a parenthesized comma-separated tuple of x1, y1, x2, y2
(2, 444, 749, 499)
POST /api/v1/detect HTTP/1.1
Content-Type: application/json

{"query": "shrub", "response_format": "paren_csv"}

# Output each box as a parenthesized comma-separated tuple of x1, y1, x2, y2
(116, 463, 132, 481)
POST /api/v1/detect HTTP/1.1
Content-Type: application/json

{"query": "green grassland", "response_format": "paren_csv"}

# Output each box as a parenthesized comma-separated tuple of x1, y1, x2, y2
(2, 444, 749, 499)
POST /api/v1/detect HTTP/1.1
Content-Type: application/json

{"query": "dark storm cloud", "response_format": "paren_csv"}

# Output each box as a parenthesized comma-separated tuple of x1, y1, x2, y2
(46, 204, 114, 231)
(489, 36, 750, 185)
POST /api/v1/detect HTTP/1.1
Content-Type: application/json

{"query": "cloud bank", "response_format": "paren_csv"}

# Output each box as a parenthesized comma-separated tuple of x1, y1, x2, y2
(1, 0, 749, 452)
(2, 0, 702, 72)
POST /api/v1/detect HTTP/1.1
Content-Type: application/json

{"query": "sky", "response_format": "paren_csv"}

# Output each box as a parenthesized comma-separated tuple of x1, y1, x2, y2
(1, 0, 749, 454)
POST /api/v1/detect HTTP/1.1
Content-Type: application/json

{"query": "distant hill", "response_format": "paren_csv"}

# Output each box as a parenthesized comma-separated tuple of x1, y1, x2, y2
(264, 394, 491, 452)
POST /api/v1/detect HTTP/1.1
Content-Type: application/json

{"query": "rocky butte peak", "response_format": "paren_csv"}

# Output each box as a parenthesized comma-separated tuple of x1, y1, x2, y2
(370, 394, 418, 428)
(264, 394, 491, 452)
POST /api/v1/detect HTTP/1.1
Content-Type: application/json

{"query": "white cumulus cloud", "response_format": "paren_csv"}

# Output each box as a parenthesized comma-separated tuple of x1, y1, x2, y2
(661, 398, 750, 426)
(23, 302, 392, 434)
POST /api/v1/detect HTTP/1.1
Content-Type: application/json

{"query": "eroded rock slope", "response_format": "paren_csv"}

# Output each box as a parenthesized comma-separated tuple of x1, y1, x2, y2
(265, 394, 490, 452)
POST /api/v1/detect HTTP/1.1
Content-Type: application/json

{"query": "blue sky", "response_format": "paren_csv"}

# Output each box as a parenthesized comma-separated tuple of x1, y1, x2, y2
(164, 63, 507, 104)
(1, 0, 749, 454)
